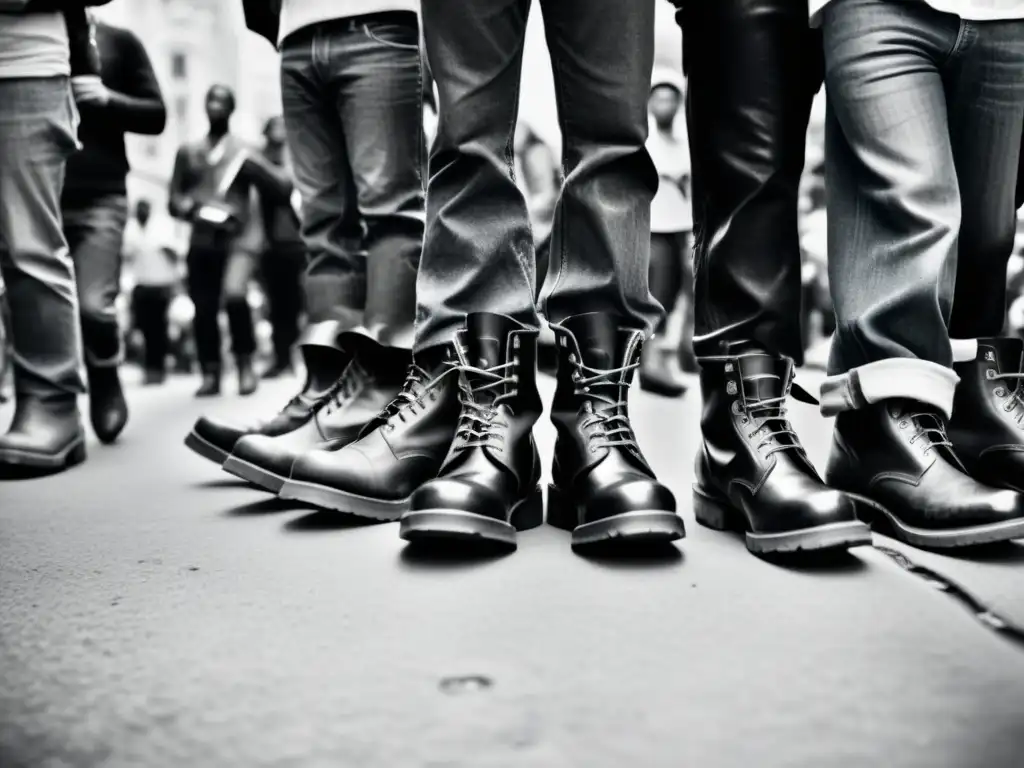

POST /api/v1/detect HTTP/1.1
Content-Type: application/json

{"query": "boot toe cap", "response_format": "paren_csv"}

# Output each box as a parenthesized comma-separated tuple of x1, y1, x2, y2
(290, 446, 375, 491)
(583, 478, 677, 521)
(231, 434, 297, 477)
(409, 477, 504, 517)
(193, 416, 247, 454)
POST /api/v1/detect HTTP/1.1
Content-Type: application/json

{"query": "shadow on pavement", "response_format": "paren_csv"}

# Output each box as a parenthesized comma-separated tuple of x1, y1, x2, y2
(398, 540, 514, 571)
(759, 547, 869, 575)
(195, 478, 253, 490)
(222, 497, 300, 517)
(574, 540, 684, 569)
(283, 509, 382, 532)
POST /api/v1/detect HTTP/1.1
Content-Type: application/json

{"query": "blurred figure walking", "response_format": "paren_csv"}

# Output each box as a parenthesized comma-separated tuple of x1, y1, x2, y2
(63, 14, 165, 442)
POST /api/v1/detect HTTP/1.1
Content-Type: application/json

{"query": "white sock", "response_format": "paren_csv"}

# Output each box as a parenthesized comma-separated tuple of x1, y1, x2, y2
(950, 338, 979, 363)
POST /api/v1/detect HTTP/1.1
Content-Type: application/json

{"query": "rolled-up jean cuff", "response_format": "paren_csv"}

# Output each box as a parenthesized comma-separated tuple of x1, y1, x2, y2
(298, 319, 344, 351)
(820, 358, 959, 420)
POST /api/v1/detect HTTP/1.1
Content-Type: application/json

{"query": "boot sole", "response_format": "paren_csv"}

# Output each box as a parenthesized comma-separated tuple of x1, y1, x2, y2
(547, 484, 685, 547)
(399, 486, 544, 549)
(692, 486, 873, 555)
(222, 455, 286, 493)
(184, 430, 230, 466)
(844, 492, 1024, 549)
(0, 437, 86, 472)
(278, 479, 409, 522)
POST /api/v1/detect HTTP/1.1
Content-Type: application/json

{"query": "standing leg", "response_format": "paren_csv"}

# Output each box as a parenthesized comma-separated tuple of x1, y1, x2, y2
(63, 194, 129, 443)
(680, 0, 869, 556)
(186, 244, 227, 397)
(223, 247, 258, 395)
(0, 77, 87, 474)
(821, 0, 1024, 548)
(639, 232, 686, 397)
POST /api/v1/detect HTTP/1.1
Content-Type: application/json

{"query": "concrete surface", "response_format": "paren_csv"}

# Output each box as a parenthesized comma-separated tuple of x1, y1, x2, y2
(2, 369, 1023, 768)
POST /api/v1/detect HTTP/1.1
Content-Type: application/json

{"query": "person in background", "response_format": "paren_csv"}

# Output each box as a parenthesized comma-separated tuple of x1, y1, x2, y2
(256, 116, 303, 380)
(169, 84, 288, 399)
(63, 13, 165, 442)
(123, 199, 179, 386)
(643, 68, 694, 398)
(0, 2, 110, 475)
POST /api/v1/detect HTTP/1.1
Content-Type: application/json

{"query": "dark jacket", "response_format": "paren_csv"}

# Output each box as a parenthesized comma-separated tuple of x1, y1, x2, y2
(241, 0, 281, 47)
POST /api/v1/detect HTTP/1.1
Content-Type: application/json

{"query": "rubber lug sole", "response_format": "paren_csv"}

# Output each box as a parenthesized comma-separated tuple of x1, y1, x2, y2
(278, 478, 410, 522)
(547, 483, 685, 547)
(184, 430, 230, 466)
(399, 485, 544, 549)
(222, 454, 286, 493)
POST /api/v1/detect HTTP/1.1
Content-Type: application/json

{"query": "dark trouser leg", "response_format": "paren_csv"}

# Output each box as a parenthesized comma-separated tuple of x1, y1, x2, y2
(62, 194, 128, 368)
(650, 233, 683, 332)
(681, 0, 821, 362)
(186, 244, 227, 373)
(133, 284, 171, 373)
(222, 249, 257, 358)
(416, 0, 536, 350)
(262, 244, 304, 365)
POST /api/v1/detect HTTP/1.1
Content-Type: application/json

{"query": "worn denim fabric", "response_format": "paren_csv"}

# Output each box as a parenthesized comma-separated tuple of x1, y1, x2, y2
(0, 76, 85, 401)
(822, 0, 1024, 417)
(680, 0, 823, 363)
(280, 12, 424, 350)
(414, 0, 663, 350)
(62, 193, 128, 368)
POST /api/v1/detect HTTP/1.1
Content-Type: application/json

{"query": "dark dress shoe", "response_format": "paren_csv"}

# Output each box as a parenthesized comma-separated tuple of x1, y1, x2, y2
(547, 313, 685, 547)
(0, 395, 86, 474)
(693, 351, 870, 555)
(87, 365, 128, 444)
(194, 371, 221, 398)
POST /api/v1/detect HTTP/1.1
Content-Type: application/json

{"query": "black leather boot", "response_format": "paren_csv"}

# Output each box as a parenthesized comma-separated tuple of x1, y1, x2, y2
(237, 355, 258, 396)
(826, 399, 1024, 548)
(400, 313, 544, 548)
(639, 341, 687, 398)
(222, 344, 409, 492)
(948, 337, 1024, 492)
(194, 366, 221, 398)
(87, 365, 128, 444)
(184, 326, 349, 465)
(694, 352, 870, 555)
(0, 395, 86, 473)
(279, 343, 460, 517)
(547, 313, 684, 547)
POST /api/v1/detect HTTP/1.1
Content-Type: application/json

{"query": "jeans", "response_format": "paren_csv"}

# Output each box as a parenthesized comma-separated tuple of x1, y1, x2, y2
(680, 0, 822, 363)
(186, 243, 257, 371)
(0, 77, 85, 401)
(414, 0, 663, 350)
(280, 12, 424, 350)
(821, 0, 1024, 419)
(132, 284, 172, 373)
(261, 241, 305, 364)
(63, 193, 129, 369)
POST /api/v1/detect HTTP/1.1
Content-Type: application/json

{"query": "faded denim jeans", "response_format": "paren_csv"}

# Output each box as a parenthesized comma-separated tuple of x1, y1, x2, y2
(0, 77, 86, 402)
(414, 0, 664, 350)
(821, 0, 1024, 419)
(280, 12, 424, 351)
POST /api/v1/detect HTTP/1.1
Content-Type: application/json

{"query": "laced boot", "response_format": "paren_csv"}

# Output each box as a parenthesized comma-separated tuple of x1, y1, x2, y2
(87, 364, 128, 444)
(279, 343, 461, 518)
(827, 398, 1024, 548)
(639, 340, 687, 398)
(184, 324, 349, 465)
(0, 395, 86, 474)
(948, 337, 1024, 492)
(237, 355, 258, 396)
(400, 313, 544, 548)
(194, 365, 221, 398)
(223, 343, 408, 492)
(547, 313, 684, 547)
(694, 351, 870, 555)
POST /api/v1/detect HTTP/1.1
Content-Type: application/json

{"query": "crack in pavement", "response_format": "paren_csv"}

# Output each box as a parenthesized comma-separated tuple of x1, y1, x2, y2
(874, 545, 1024, 651)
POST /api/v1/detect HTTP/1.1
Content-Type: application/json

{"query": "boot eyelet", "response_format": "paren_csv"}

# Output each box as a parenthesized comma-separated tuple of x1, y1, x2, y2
(731, 401, 743, 415)
(726, 381, 738, 395)
(898, 420, 908, 429)
(740, 417, 748, 425)
(986, 369, 997, 379)
(995, 387, 1007, 397)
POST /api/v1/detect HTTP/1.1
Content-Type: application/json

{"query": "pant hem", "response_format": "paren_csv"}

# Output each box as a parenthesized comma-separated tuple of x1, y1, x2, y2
(820, 358, 959, 419)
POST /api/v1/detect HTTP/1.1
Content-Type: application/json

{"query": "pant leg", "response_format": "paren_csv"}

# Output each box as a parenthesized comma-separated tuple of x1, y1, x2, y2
(133, 284, 170, 372)
(945, 21, 1024, 340)
(536, 0, 661, 332)
(186, 244, 227, 371)
(415, 0, 536, 350)
(280, 26, 366, 329)
(681, 0, 821, 361)
(650, 233, 683, 333)
(262, 243, 304, 362)
(336, 14, 425, 351)
(0, 77, 85, 401)
(223, 248, 257, 358)
(62, 194, 128, 368)
(820, 0, 963, 418)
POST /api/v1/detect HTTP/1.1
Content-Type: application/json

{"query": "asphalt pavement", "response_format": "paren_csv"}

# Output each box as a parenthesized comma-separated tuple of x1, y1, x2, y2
(2, 366, 1023, 768)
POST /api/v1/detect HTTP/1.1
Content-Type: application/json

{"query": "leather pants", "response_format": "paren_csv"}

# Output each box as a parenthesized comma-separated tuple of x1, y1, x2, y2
(679, 0, 823, 363)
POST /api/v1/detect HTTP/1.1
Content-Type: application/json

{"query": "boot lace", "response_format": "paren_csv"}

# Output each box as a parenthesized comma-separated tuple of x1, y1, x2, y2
(735, 391, 802, 458)
(374, 363, 449, 432)
(454, 359, 519, 452)
(570, 353, 638, 452)
(317, 366, 362, 416)
(989, 371, 1024, 427)
(894, 407, 954, 454)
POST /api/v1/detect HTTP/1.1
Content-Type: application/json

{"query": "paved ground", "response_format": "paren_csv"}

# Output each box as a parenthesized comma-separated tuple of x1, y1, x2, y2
(2, 367, 1023, 768)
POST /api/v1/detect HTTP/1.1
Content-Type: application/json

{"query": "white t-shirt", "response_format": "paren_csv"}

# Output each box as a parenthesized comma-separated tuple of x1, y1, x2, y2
(0, 13, 69, 79)
(280, 0, 419, 45)
(123, 216, 180, 288)
(811, 0, 1024, 26)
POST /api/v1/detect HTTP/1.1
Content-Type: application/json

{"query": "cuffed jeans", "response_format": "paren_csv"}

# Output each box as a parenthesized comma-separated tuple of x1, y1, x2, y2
(0, 77, 85, 401)
(680, 0, 822, 363)
(280, 11, 424, 351)
(63, 193, 129, 369)
(821, 0, 1024, 419)
(414, 0, 663, 350)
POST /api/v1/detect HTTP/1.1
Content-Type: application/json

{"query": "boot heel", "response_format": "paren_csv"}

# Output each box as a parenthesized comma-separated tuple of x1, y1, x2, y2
(511, 485, 544, 531)
(546, 483, 577, 531)
(692, 485, 740, 531)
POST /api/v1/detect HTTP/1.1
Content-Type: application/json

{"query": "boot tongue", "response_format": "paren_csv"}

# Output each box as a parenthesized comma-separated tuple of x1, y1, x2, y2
(977, 337, 1024, 375)
(561, 312, 630, 373)
(463, 313, 521, 401)
(735, 354, 790, 404)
